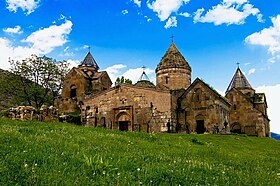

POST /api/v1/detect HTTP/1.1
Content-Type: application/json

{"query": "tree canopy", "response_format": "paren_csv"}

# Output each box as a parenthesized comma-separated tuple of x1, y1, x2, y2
(1, 55, 70, 109)
(115, 76, 132, 86)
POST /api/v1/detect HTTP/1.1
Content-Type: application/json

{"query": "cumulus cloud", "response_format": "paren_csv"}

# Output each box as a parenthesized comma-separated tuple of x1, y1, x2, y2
(164, 16, 177, 29)
(0, 20, 73, 70)
(6, 0, 40, 15)
(248, 68, 256, 75)
(21, 20, 73, 54)
(3, 26, 23, 34)
(105, 64, 127, 82)
(179, 12, 190, 18)
(133, 0, 141, 7)
(67, 59, 80, 69)
(105, 65, 155, 84)
(121, 67, 155, 84)
(256, 84, 280, 134)
(193, 0, 263, 25)
(245, 15, 280, 56)
(147, 0, 190, 21)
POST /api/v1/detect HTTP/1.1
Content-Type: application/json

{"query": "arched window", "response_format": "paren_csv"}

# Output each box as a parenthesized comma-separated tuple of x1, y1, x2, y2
(70, 85, 77, 98)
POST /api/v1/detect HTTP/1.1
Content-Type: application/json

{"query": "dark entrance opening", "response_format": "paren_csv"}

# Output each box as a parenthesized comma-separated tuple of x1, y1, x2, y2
(196, 120, 205, 134)
(119, 121, 129, 131)
(230, 123, 242, 134)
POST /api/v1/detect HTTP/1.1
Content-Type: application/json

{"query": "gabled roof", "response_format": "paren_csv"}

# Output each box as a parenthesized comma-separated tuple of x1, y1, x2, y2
(178, 78, 230, 106)
(226, 67, 253, 93)
(226, 88, 269, 120)
(80, 52, 99, 69)
(156, 42, 191, 72)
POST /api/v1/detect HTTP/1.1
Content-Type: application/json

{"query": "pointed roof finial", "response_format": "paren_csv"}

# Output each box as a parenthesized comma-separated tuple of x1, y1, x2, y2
(170, 34, 175, 42)
(88, 46, 91, 52)
(237, 62, 240, 68)
(142, 66, 146, 72)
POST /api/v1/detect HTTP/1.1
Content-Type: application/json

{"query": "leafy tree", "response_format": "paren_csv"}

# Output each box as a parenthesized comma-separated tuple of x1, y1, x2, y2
(115, 76, 132, 86)
(6, 55, 70, 109)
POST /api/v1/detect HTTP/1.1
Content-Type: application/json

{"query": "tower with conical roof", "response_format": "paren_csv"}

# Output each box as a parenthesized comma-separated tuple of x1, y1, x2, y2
(156, 41, 191, 90)
(78, 51, 100, 72)
(225, 67, 255, 96)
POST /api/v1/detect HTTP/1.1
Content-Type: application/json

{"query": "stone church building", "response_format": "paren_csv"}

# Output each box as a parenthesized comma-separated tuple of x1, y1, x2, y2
(57, 42, 270, 137)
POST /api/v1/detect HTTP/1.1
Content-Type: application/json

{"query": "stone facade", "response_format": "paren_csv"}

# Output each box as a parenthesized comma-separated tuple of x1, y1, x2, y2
(56, 52, 112, 113)
(177, 78, 230, 134)
(81, 84, 171, 132)
(226, 88, 270, 137)
(58, 42, 270, 136)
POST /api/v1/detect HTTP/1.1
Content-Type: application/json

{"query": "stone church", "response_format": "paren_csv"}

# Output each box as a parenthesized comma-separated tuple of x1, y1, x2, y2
(57, 42, 270, 137)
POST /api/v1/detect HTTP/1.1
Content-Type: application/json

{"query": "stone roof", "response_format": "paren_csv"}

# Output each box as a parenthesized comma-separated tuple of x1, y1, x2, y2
(156, 42, 191, 72)
(135, 71, 155, 88)
(134, 80, 156, 88)
(226, 67, 253, 93)
(80, 52, 99, 69)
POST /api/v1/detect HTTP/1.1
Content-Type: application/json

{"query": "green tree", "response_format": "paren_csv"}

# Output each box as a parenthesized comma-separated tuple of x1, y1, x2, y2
(6, 55, 70, 109)
(114, 76, 132, 86)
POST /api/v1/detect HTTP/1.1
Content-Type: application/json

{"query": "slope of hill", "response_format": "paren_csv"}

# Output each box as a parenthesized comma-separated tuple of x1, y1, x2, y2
(271, 132, 280, 140)
(0, 118, 280, 185)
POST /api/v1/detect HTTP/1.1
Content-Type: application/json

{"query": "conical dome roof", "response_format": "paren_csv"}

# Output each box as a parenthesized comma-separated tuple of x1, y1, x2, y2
(156, 42, 191, 72)
(135, 70, 156, 88)
(80, 51, 99, 69)
(226, 67, 253, 93)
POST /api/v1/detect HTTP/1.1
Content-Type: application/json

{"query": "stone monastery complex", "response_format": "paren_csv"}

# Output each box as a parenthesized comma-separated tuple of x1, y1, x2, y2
(56, 42, 270, 137)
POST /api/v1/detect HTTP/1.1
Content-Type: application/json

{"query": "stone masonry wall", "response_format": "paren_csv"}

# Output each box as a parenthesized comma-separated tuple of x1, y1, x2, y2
(81, 84, 172, 133)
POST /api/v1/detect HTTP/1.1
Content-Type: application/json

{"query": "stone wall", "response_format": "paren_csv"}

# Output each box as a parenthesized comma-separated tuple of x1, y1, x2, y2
(81, 84, 172, 133)
(8, 105, 58, 122)
(226, 88, 270, 137)
(156, 68, 191, 90)
(178, 79, 230, 134)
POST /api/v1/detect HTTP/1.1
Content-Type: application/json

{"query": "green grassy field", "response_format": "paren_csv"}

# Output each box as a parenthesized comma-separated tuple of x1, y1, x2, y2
(0, 118, 280, 185)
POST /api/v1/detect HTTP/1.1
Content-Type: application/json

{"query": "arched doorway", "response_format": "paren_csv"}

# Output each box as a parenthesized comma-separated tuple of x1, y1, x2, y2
(70, 85, 77, 98)
(195, 114, 205, 134)
(116, 112, 131, 131)
(231, 122, 241, 134)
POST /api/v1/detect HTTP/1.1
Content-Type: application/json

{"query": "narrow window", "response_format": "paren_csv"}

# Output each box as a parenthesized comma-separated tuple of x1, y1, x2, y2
(165, 77, 169, 84)
(95, 107, 99, 113)
(234, 104, 237, 111)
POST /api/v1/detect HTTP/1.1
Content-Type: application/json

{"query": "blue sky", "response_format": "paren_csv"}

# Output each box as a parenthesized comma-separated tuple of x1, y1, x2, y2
(0, 0, 279, 133)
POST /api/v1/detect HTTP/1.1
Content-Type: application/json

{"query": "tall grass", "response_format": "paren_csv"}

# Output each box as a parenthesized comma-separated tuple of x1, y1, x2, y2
(0, 118, 280, 185)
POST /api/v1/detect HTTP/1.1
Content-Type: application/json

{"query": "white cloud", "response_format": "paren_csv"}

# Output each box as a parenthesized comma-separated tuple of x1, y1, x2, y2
(21, 20, 73, 54)
(6, 0, 40, 15)
(193, 0, 263, 25)
(133, 0, 141, 7)
(3, 25, 23, 34)
(105, 64, 127, 82)
(256, 84, 280, 134)
(147, 0, 190, 21)
(179, 12, 190, 18)
(67, 59, 80, 69)
(122, 9, 129, 15)
(248, 68, 256, 75)
(121, 67, 155, 84)
(0, 20, 73, 70)
(245, 15, 280, 56)
(164, 16, 177, 29)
